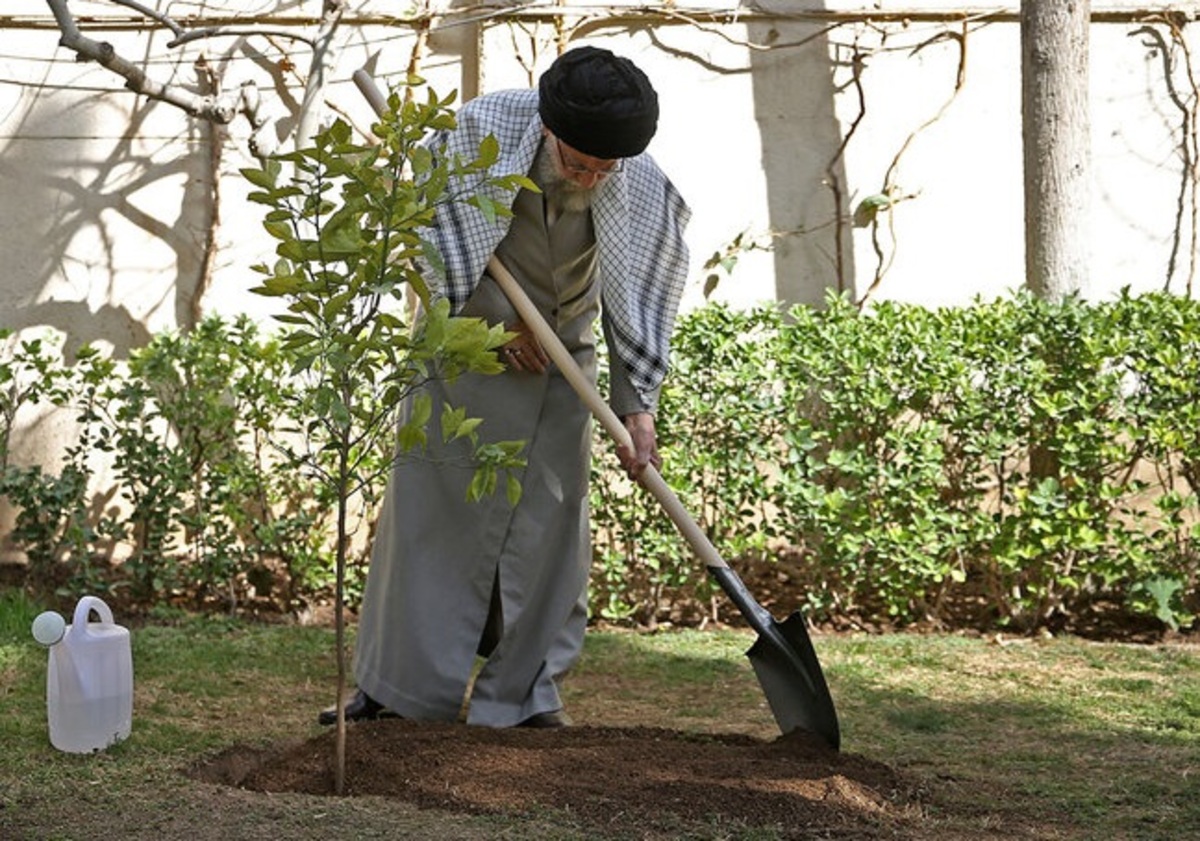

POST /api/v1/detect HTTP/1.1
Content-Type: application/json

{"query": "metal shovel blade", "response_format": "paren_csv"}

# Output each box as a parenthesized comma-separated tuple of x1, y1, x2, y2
(747, 613, 841, 750)
(711, 567, 841, 751)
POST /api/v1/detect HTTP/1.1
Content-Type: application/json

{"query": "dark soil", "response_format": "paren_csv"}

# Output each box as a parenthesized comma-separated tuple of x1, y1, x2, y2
(191, 719, 923, 839)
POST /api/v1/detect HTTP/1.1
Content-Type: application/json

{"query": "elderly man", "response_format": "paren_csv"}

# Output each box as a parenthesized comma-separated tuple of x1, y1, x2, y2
(321, 45, 690, 728)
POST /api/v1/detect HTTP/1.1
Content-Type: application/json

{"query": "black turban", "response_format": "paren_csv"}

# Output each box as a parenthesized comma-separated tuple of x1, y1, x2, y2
(538, 46, 659, 159)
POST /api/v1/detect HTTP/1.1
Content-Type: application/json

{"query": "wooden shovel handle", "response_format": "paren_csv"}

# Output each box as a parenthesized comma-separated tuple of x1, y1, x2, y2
(486, 256, 729, 572)
(346, 72, 726, 570)
(353, 68, 388, 119)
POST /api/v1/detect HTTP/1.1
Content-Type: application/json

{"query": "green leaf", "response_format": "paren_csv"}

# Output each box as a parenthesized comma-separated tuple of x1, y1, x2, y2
(467, 467, 497, 502)
(240, 166, 277, 189)
(454, 416, 483, 441)
(477, 134, 500, 166)
(263, 221, 292, 241)
(853, 193, 892, 227)
(410, 392, 432, 429)
(256, 275, 304, 297)
(1144, 577, 1184, 630)
(397, 420, 427, 453)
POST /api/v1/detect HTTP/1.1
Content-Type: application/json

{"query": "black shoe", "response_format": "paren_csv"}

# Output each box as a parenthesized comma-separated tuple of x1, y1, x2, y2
(317, 689, 394, 726)
(517, 709, 571, 728)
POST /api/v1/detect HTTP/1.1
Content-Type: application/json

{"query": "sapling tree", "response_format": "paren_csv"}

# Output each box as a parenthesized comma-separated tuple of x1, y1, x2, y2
(242, 80, 530, 794)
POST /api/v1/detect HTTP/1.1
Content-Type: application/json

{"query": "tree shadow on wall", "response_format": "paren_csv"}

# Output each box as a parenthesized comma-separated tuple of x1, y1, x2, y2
(0, 63, 218, 357)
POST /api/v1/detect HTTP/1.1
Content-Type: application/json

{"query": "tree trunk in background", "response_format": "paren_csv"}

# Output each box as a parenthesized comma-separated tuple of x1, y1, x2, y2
(1021, 0, 1092, 301)
(1021, 2, 1092, 573)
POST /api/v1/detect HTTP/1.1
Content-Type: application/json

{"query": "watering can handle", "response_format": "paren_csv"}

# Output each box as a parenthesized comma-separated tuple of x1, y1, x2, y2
(72, 596, 114, 636)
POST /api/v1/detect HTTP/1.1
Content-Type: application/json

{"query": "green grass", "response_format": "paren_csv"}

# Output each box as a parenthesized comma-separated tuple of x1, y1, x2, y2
(823, 634, 1200, 838)
(2, 587, 1197, 840)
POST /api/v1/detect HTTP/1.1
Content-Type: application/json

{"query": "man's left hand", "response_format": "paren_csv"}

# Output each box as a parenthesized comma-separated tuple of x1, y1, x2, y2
(618, 412, 661, 480)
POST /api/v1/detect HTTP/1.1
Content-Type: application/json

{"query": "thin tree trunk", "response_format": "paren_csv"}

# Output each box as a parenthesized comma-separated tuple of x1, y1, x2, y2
(1021, 0, 1092, 301)
(334, 450, 350, 796)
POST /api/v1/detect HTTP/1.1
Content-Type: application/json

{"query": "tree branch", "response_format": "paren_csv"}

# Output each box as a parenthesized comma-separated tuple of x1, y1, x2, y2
(45, 0, 244, 122)
(294, 1, 347, 150)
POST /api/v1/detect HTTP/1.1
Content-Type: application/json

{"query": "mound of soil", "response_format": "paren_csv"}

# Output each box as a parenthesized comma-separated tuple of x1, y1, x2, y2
(191, 720, 922, 839)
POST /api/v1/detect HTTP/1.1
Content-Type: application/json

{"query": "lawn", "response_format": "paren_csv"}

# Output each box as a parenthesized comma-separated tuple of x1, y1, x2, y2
(1, 588, 1197, 839)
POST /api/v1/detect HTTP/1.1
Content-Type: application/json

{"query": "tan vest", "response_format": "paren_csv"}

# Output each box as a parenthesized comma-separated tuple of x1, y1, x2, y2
(494, 148, 600, 359)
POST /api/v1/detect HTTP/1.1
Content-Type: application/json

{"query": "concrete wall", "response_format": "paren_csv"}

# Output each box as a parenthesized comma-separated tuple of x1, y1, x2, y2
(2, 1, 1199, 553)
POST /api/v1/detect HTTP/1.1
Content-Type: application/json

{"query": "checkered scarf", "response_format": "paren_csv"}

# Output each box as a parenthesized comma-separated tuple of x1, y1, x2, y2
(422, 89, 691, 403)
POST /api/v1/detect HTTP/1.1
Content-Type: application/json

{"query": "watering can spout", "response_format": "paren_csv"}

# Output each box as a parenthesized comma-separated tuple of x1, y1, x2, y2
(31, 610, 66, 647)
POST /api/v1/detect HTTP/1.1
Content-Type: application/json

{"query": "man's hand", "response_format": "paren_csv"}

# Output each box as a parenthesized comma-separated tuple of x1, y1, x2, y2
(617, 412, 661, 480)
(502, 319, 550, 373)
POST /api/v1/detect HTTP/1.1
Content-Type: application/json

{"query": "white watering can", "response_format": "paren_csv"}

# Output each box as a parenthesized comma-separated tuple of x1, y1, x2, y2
(31, 596, 133, 753)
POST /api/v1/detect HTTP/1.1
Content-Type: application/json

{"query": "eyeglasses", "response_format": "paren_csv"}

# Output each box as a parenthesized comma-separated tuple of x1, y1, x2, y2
(554, 137, 624, 179)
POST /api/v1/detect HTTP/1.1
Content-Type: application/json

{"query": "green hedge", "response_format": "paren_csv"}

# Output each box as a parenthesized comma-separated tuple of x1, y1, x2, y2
(4, 289, 1198, 632)
(590, 289, 1200, 632)
(1, 318, 340, 613)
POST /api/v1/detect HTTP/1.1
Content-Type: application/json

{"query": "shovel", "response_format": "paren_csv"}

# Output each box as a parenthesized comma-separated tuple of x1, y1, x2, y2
(486, 256, 840, 750)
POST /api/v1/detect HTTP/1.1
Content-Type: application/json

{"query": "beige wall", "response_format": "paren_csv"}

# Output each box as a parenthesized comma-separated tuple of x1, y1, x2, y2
(4, 3, 1196, 328)
(3, 1, 1199, 554)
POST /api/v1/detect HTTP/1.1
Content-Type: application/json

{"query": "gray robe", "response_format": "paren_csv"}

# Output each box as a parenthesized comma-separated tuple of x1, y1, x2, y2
(353, 147, 611, 726)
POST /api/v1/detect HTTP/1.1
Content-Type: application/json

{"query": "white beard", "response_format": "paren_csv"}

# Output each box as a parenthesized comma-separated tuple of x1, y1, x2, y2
(537, 151, 596, 215)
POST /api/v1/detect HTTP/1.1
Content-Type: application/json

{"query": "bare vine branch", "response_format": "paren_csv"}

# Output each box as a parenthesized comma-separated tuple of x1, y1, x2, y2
(858, 22, 970, 306)
(1131, 21, 1199, 296)
(104, 0, 184, 39)
(104, 0, 317, 47)
(192, 53, 223, 329)
(827, 46, 868, 296)
(167, 28, 317, 49)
